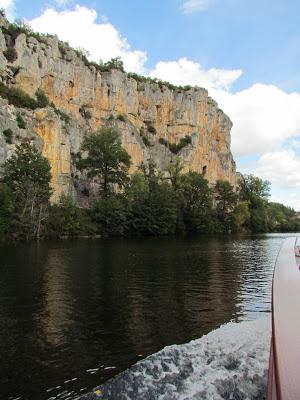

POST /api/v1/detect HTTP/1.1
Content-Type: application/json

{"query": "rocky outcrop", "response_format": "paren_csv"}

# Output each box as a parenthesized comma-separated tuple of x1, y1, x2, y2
(0, 16, 237, 201)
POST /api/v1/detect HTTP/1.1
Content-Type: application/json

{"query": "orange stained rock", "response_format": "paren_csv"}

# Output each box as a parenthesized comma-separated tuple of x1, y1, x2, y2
(34, 110, 71, 202)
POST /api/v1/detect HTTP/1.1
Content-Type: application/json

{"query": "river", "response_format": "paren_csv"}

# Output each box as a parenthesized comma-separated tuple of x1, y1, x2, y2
(0, 233, 295, 399)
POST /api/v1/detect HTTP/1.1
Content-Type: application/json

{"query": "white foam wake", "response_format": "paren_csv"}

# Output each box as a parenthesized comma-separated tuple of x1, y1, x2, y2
(82, 317, 271, 400)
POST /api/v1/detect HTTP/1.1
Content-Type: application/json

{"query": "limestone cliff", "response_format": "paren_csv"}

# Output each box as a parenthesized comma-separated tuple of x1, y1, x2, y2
(0, 15, 236, 202)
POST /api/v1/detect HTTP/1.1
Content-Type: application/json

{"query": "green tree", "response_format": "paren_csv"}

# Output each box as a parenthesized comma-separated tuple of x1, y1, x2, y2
(2, 143, 52, 239)
(129, 183, 177, 236)
(105, 57, 124, 71)
(126, 171, 148, 197)
(126, 163, 178, 235)
(238, 174, 270, 232)
(239, 174, 270, 204)
(77, 128, 131, 197)
(266, 202, 300, 232)
(91, 194, 129, 236)
(232, 201, 250, 231)
(214, 180, 237, 232)
(0, 183, 13, 239)
(167, 156, 184, 190)
(138, 160, 164, 190)
(179, 171, 213, 233)
(47, 193, 81, 237)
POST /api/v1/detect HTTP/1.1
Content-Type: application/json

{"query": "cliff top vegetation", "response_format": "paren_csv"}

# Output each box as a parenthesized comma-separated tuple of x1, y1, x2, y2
(0, 14, 203, 94)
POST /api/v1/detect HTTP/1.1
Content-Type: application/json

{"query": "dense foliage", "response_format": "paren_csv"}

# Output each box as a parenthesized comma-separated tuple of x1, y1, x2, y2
(76, 129, 131, 197)
(126, 163, 178, 235)
(0, 128, 299, 242)
(1, 143, 52, 240)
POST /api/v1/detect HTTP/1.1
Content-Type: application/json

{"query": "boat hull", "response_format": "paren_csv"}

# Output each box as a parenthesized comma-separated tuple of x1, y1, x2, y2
(267, 237, 300, 400)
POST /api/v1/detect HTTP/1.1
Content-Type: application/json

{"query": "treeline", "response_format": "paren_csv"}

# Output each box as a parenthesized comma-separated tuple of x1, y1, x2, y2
(0, 128, 299, 242)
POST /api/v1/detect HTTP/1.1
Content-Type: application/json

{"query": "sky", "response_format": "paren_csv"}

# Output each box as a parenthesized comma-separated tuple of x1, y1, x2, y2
(1, 0, 300, 210)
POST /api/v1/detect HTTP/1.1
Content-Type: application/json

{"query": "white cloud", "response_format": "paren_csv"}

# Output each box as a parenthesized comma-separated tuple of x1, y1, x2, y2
(55, 0, 70, 6)
(150, 58, 242, 91)
(253, 150, 300, 210)
(237, 149, 300, 210)
(212, 85, 300, 157)
(29, 5, 147, 73)
(182, 0, 214, 14)
(255, 150, 300, 189)
(0, 0, 15, 20)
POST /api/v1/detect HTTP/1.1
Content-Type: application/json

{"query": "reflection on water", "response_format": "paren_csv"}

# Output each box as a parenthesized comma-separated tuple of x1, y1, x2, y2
(37, 248, 75, 347)
(0, 233, 295, 399)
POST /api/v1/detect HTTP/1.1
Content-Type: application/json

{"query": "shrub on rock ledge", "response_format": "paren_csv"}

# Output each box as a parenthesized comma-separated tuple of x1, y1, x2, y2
(3, 47, 18, 62)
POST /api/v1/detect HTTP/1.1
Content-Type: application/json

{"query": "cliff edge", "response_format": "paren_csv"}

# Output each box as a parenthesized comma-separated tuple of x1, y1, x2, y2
(0, 15, 236, 201)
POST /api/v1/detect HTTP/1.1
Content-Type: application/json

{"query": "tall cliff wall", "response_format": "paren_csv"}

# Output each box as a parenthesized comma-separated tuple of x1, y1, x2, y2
(0, 16, 236, 202)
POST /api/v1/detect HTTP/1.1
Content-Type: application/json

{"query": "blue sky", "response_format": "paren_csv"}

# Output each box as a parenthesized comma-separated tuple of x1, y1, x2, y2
(13, 0, 300, 93)
(2, 0, 300, 209)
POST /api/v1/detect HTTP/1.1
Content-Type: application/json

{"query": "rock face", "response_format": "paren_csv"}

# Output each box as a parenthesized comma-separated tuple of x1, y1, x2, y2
(0, 17, 237, 202)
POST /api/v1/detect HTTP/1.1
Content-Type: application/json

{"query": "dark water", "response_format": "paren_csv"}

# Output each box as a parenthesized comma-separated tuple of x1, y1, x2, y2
(0, 233, 295, 400)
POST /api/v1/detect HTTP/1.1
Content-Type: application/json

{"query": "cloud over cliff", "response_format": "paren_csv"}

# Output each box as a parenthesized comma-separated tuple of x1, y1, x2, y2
(29, 5, 300, 160)
(150, 58, 242, 91)
(27, 3, 300, 209)
(211, 84, 300, 157)
(30, 5, 147, 74)
(0, 0, 15, 20)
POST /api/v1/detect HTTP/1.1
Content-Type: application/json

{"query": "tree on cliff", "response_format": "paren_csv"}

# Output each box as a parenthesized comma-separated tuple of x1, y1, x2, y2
(77, 128, 131, 197)
(99, 57, 125, 72)
(2, 143, 52, 239)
